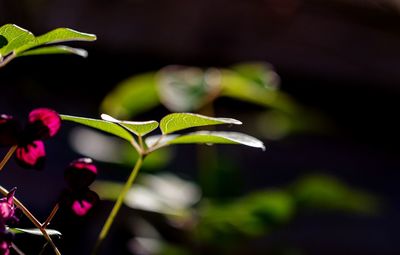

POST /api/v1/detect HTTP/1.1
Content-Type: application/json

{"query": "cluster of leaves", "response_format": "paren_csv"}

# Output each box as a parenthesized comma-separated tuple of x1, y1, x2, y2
(0, 24, 96, 67)
(94, 173, 378, 255)
(100, 63, 327, 140)
(62, 112, 265, 155)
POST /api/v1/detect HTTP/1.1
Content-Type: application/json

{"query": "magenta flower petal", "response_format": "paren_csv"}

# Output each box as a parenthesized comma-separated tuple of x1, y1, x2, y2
(72, 200, 93, 216)
(15, 141, 46, 169)
(0, 115, 20, 146)
(26, 108, 61, 140)
(65, 158, 97, 190)
(70, 190, 98, 217)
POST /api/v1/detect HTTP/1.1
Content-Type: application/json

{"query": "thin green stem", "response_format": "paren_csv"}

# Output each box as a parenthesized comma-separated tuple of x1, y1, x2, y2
(138, 135, 144, 149)
(92, 156, 144, 255)
(0, 186, 61, 255)
(130, 138, 143, 155)
(144, 134, 166, 155)
(0, 145, 17, 171)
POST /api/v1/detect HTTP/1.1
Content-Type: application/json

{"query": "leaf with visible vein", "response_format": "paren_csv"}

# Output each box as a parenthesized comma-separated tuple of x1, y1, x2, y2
(146, 131, 265, 150)
(101, 113, 159, 136)
(160, 113, 242, 134)
(36, 27, 96, 45)
(0, 24, 35, 57)
(61, 114, 134, 142)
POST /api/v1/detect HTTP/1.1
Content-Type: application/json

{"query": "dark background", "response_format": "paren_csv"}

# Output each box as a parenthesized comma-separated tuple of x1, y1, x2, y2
(1, 0, 400, 254)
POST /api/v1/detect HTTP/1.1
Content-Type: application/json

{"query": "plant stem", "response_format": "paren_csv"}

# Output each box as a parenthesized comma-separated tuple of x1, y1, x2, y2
(42, 203, 60, 228)
(92, 156, 144, 254)
(0, 186, 61, 255)
(0, 145, 17, 171)
(0, 52, 16, 69)
(138, 135, 144, 149)
(11, 243, 25, 255)
(130, 138, 143, 155)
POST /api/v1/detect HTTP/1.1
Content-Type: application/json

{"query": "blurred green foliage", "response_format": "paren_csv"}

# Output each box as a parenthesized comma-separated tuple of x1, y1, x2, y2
(93, 173, 378, 255)
(101, 63, 328, 140)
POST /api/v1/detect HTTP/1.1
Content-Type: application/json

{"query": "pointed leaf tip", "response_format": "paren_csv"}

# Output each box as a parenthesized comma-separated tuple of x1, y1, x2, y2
(101, 113, 158, 136)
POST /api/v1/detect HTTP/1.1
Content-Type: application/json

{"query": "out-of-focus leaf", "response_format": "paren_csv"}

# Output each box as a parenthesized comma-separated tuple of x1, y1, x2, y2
(9, 228, 62, 237)
(196, 190, 294, 243)
(92, 181, 124, 201)
(160, 113, 241, 134)
(148, 131, 265, 150)
(291, 175, 378, 214)
(157, 244, 191, 255)
(121, 146, 172, 170)
(93, 173, 200, 215)
(256, 110, 331, 140)
(157, 66, 221, 112)
(61, 114, 134, 142)
(19, 45, 88, 57)
(220, 70, 298, 114)
(69, 126, 172, 168)
(101, 73, 160, 118)
(230, 62, 280, 90)
(101, 114, 158, 136)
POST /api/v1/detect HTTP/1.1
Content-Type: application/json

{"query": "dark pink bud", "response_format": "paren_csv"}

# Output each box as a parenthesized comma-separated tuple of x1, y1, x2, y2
(0, 115, 20, 146)
(26, 108, 61, 140)
(65, 158, 97, 190)
(0, 230, 13, 255)
(0, 240, 10, 255)
(15, 141, 45, 169)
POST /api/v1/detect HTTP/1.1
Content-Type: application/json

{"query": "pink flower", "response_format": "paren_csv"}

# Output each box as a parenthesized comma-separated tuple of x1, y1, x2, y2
(0, 189, 17, 255)
(60, 189, 99, 217)
(0, 108, 61, 169)
(60, 158, 99, 216)
(64, 158, 97, 190)
(0, 188, 16, 223)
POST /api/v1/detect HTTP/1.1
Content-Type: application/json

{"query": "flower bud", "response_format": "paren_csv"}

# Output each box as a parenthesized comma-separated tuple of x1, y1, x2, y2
(65, 158, 97, 190)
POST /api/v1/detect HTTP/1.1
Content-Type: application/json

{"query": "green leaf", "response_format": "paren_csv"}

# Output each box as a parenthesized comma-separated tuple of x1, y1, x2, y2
(0, 24, 96, 63)
(101, 72, 160, 118)
(19, 45, 88, 57)
(197, 190, 293, 243)
(61, 114, 134, 142)
(157, 66, 222, 111)
(15, 27, 96, 54)
(292, 175, 378, 214)
(160, 113, 242, 134)
(101, 114, 159, 136)
(220, 70, 299, 114)
(9, 228, 62, 236)
(147, 131, 265, 150)
(35, 27, 96, 45)
(0, 24, 35, 57)
(230, 62, 279, 90)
